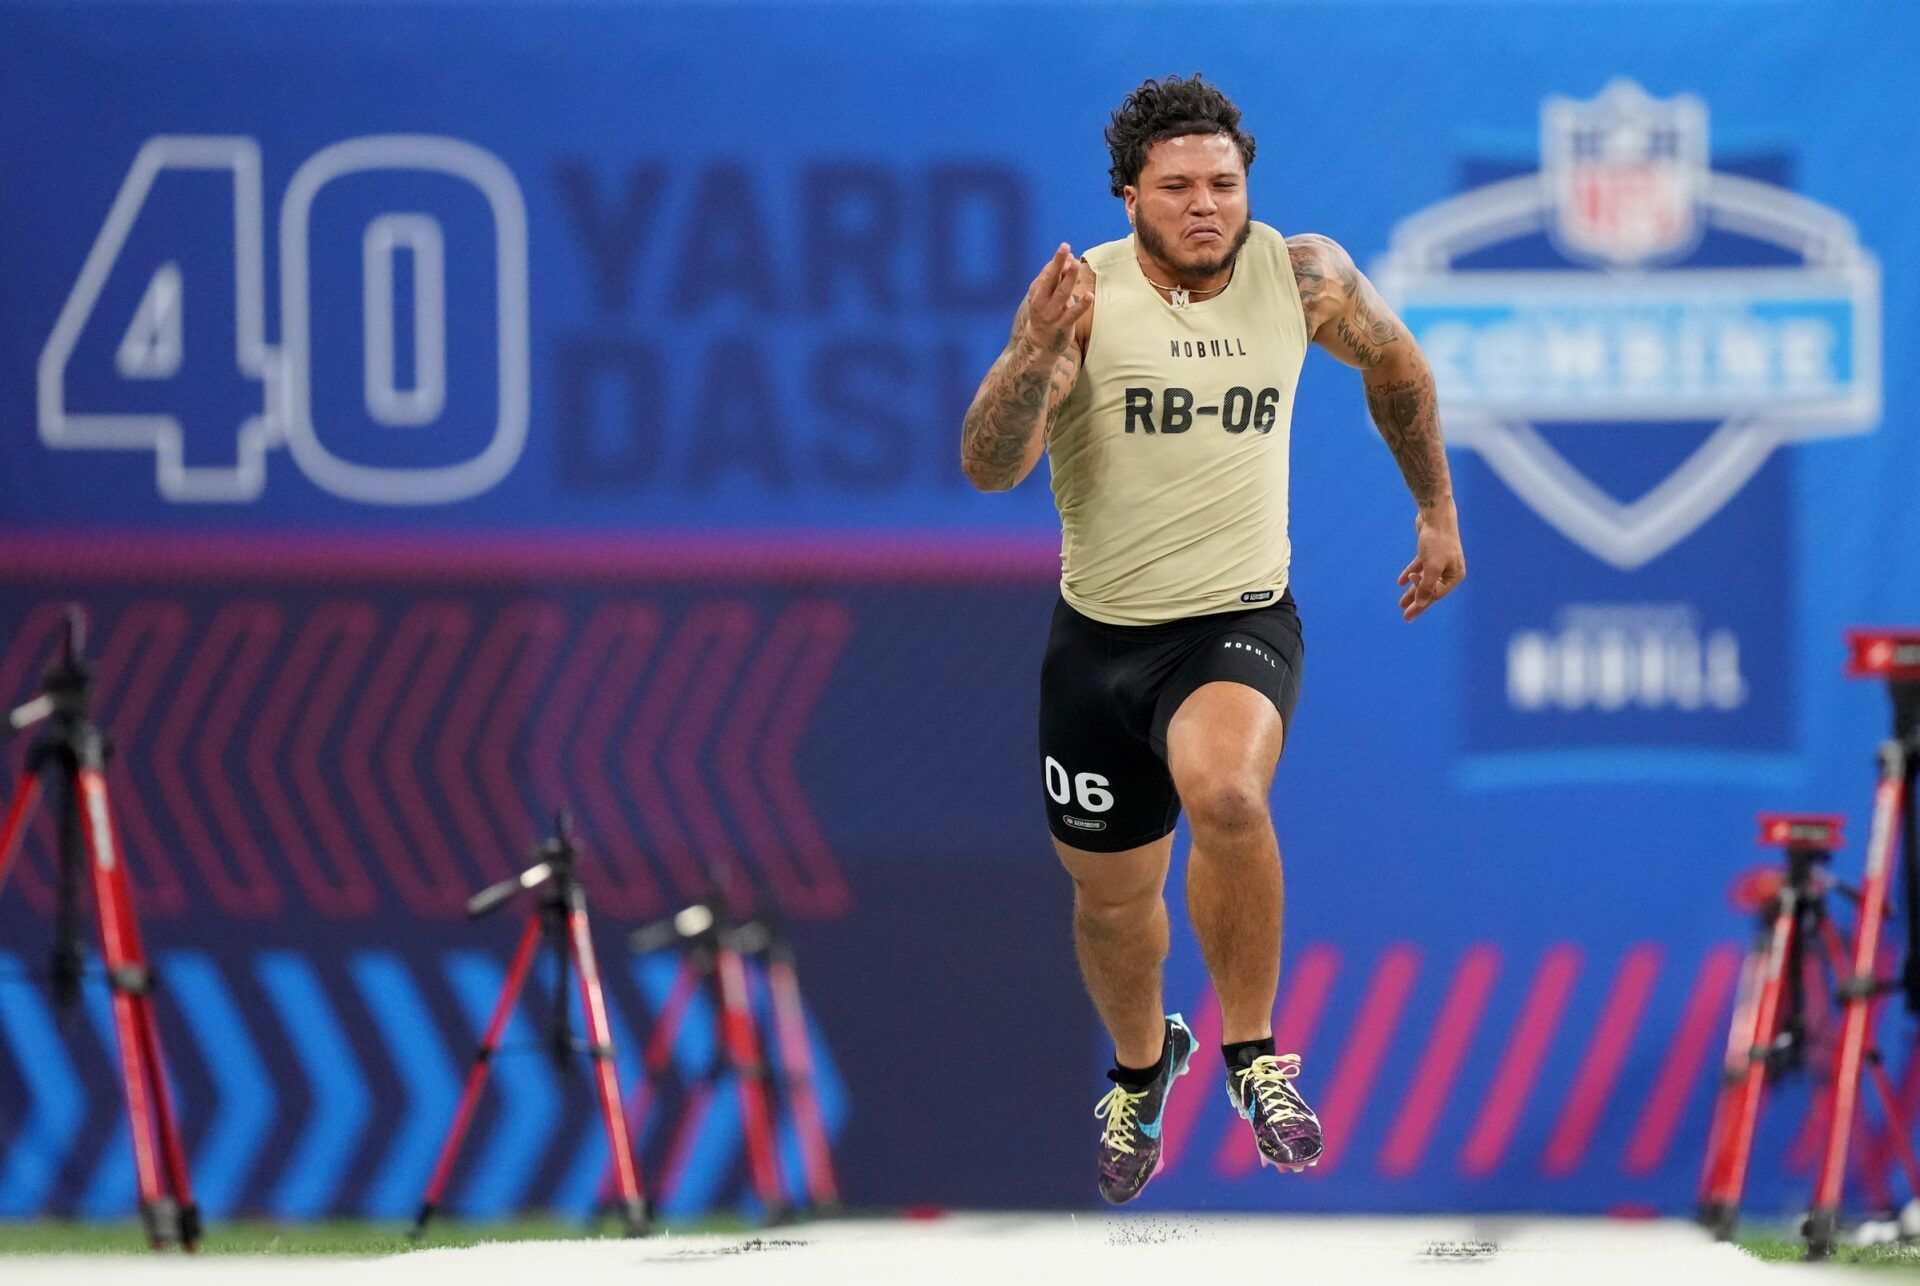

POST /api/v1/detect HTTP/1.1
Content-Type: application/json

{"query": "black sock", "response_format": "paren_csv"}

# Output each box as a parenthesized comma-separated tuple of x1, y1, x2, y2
(1222, 1036, 1276, 1073)
(1109, 1023, 1172, 1089)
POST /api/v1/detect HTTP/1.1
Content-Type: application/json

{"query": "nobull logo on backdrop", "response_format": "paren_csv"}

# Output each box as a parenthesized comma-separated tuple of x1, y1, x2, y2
(1374, 81, 1883, 764)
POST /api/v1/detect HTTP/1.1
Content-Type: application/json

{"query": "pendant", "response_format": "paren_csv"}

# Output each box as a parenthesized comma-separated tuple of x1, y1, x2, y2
(1168, 288, 1191, 310)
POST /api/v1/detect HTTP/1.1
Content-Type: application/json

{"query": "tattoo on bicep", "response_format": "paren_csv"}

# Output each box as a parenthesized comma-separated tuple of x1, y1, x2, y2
(1289, 240, 1328, 308)
(1364, 371, 1449, 507)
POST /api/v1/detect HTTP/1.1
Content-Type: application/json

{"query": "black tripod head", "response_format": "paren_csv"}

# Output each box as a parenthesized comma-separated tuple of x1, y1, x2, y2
(5, 606, 94, 744)
(466, 807, 582, 919)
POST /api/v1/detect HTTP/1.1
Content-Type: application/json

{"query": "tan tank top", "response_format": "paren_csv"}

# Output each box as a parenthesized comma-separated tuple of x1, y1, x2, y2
(1049, 221, 1308, 625)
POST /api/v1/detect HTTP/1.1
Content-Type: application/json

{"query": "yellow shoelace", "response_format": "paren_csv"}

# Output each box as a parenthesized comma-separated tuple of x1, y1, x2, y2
(1094, 1084, 1151, 1155)
(1236, 1053, 1308, 1123)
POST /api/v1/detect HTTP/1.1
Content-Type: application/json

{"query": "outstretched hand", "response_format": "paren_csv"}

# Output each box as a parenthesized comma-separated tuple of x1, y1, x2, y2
(1022, 244, 1095, 355)
(1397, 506, 1466, 622)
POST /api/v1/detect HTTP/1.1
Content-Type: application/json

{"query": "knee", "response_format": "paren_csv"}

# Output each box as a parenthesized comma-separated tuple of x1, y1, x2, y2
(1072, 876, 1159, 931)
(1182, 778, 1269, 841)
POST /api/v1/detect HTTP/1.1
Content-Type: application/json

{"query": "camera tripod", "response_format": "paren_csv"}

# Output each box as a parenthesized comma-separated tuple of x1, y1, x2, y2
(0, 607, 198, 1250)
(413, 810, 650, 1238)
(627, 886, 791, 1221)
(1700, 629, 1920, 1259)
(620, 885, 843, 1220)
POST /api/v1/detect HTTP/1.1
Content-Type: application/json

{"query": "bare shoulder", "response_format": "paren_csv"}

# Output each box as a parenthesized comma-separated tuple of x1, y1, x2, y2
(1284, 232, 1357, 331)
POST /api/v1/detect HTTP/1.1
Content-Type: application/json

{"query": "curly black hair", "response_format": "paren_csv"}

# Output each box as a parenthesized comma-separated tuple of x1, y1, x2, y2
(1105, 74, 1255, 198)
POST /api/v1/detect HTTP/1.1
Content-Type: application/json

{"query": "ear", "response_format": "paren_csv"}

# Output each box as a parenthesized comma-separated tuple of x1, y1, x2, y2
(1123, 186, 1137, 225)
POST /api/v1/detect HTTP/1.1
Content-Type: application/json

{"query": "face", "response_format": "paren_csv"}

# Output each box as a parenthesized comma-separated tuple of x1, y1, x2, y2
(1125, 132, 1252, 284)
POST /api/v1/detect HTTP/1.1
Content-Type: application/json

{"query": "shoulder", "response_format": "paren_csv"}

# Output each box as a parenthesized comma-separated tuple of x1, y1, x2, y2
(1282, 231, 1354, 284)
(1281, 231, 1359, 331)
(1081, 235, 1134, 271)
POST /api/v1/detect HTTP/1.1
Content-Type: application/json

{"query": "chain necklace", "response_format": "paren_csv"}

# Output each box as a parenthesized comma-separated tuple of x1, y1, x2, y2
(1138, 265, 1231, 311)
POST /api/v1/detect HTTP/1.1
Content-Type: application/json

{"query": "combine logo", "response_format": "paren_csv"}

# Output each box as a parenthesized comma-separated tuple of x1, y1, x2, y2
(1375, 80, 1881, 570)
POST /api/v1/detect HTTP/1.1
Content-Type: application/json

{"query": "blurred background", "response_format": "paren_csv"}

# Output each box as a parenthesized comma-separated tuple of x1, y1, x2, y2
(0, 0, 1917, 1235)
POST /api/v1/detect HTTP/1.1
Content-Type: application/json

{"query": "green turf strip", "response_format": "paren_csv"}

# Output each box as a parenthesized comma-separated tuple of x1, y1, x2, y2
(1738, 1234, 1920, 1269)
(0, 1216, 750, 1255)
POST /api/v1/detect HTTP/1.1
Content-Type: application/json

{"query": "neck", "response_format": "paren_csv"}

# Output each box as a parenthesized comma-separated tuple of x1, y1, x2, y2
(1133, 244, 1231, 298)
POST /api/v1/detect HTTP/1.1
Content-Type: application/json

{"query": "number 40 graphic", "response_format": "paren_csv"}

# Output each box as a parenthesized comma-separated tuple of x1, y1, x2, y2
(37, 135, 530, 504)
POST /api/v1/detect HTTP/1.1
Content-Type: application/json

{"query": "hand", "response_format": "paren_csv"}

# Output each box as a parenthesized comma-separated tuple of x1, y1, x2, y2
(1021, 244, 1094, 356)
(1397, 503, 1465, 622)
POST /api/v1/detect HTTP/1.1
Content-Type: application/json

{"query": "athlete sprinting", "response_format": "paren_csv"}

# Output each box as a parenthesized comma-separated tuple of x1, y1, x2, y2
(960, 74, 1465, 1203)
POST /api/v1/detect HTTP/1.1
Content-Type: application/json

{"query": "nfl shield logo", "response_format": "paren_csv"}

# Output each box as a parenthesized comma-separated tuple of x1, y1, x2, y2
(1543, 79, 1708, 266)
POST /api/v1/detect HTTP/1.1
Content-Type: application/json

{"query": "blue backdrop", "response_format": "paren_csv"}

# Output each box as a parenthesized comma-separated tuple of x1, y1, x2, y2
(2, 0, 1919, 1222)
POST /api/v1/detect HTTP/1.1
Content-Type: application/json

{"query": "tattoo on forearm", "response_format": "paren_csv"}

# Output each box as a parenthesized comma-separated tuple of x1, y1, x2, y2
(1364, 369, 1450, 508)
(961, 304, 1076, 489)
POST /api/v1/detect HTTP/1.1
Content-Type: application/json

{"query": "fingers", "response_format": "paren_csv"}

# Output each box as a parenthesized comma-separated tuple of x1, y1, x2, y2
(1031, 244, 1071, 303)
(1399, 558, 1464, 622)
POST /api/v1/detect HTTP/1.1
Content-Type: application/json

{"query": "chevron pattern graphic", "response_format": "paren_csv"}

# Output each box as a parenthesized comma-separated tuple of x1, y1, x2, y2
(0, 945, 847, 1219)
(0, 595, 853, 921)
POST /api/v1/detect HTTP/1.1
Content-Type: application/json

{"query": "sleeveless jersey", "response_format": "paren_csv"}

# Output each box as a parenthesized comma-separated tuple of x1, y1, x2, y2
(1047, 220, 1308, 625)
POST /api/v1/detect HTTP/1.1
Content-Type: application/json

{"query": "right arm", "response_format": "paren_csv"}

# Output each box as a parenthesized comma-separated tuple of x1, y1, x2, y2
(960, 244, 1095, 492)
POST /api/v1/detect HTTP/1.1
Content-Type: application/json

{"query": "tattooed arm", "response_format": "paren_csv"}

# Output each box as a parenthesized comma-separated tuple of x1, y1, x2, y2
(960, 244, 1095, 492)
(1287, 232, 1466, 621)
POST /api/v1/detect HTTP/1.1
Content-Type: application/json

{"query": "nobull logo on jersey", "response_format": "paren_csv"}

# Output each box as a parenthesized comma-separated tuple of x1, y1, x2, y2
(1375, 81, 1883, 764)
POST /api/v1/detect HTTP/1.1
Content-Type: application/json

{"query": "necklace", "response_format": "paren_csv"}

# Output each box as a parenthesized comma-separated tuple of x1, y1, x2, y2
(1139, 266, 1230, 311)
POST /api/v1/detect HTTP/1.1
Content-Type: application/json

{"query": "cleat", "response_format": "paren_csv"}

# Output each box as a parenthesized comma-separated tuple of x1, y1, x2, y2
(1226, 1052, 1324, 1171)
(1095, 1015, 1196, 1204)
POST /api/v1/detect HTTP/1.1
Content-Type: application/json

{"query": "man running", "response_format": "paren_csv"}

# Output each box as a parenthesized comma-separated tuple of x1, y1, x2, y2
(960, 74, 1465, 1203)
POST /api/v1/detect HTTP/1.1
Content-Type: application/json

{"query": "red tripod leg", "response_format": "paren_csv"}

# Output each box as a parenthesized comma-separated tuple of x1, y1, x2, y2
(1806, 757, 1909, 1258)
(565, 902, 650, 1236)
(1703, 888, 1799, 1239)
(413, 913, 543, 1237)
(715, 944, 786, 1218)
(0, 773, 43, 902)
(1700, 938, 1766, 1221)
(1866, 1057, 1920, 1197)
(75, 767, 176, 1248)
(81, 769, 200, 1250)
(767, 955, 840, 1211)
(597, 957, 701, 1210)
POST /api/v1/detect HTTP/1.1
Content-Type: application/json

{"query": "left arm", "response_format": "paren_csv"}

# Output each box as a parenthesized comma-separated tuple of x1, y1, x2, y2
(1287, 232, 1465, 622)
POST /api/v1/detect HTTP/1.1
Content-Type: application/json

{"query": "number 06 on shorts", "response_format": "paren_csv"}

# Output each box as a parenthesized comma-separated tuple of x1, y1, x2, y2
(1037, 592, 1303, 853)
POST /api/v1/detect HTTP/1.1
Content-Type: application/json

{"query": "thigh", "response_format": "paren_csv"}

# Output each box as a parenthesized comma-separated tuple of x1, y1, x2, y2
(1149, 596, 1304, 761)
(1039, 600, 1182, 851)
(1163, 680, 1283, 803)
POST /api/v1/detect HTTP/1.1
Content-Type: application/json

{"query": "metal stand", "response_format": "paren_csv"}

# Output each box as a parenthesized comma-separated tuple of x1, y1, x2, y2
(627, 888, 792, 1222)
(1801, 632, 1920, 1258)
(1697, 814, 1920, 1246)
(734, 904, 842, 1215)
(0, 607, 199, 1251)
(413, 810, 650, 1238)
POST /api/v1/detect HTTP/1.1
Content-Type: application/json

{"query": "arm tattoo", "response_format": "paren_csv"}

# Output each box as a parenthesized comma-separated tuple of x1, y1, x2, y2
(960, 301, 1079, 490)
(1363, 367, 1451, 509)
(1290, 233, 1402, 369)
(1288, 238, 1328, 312)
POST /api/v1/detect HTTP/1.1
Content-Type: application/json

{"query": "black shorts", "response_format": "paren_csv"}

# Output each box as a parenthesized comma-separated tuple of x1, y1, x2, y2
(1038, 591, 1304, 853)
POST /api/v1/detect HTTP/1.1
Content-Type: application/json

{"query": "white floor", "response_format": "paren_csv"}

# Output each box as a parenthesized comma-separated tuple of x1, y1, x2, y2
(4, 1215, 1826, 1284)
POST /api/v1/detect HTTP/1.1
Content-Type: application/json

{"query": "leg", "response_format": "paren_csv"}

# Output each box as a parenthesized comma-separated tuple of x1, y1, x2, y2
(1055, 837, 1173, 1069)
(1166, 681, 1284, 1045)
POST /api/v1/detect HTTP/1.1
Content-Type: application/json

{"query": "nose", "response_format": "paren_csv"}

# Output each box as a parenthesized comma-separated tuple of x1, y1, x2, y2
(1189, 187, 1218, 215)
